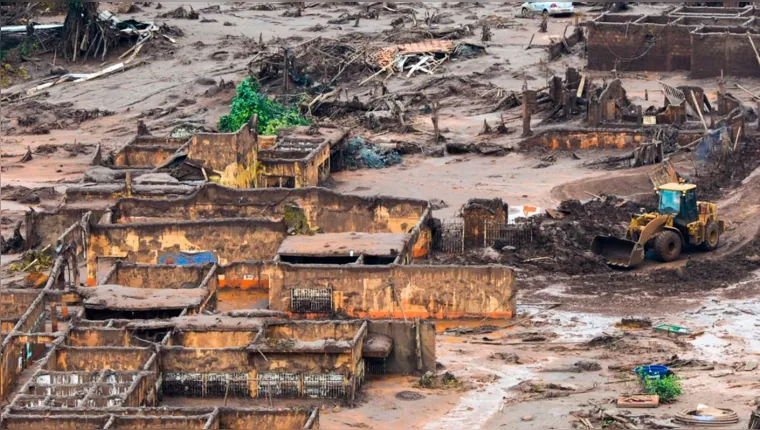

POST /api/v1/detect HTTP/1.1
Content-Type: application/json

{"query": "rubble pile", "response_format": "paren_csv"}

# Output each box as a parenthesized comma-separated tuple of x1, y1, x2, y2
(502, 196, 645, 275)
(334, 137, 402, 170)
(5, 100, 113, 134)
(696, 136, 760, 200)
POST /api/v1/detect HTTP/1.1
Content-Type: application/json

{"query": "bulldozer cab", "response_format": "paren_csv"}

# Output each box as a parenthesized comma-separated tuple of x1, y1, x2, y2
(657, 183, 698, 225)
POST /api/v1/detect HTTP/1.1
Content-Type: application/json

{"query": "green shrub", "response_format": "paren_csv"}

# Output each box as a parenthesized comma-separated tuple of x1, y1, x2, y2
(218, 77, 310, 135)
(640, 374, 683, 403)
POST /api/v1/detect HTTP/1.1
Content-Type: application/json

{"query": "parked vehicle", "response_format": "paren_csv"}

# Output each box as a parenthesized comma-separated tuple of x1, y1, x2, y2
(521, 2, 575, 17)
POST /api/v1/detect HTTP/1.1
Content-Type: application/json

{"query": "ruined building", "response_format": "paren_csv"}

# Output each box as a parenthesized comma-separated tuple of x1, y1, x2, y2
(95, 117, 344, 189)
(586, 6, 760, 77)
(1, 140, 517, 427)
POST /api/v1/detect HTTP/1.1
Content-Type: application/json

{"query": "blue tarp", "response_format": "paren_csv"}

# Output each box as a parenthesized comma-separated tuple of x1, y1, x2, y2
(694, 127, 727, 163)
(158, 251, 216, 266)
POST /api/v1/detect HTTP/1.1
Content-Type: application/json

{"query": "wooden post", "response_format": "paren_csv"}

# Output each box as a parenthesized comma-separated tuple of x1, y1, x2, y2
(50, 301, 58, 332)
(283, 48, 290, 93)
(415, 318, 423, 371)
(431, 101, 440, 143)
(125, 171, 133, 197)
(521, 90, 537, 136)
(525, 33, 535, 50)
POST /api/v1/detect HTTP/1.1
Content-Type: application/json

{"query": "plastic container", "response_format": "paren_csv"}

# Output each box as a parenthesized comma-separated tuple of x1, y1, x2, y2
(634, 365, 670, 380)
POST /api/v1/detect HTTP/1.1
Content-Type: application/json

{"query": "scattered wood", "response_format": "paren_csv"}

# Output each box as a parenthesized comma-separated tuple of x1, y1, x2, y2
(736, 83, 760, 101)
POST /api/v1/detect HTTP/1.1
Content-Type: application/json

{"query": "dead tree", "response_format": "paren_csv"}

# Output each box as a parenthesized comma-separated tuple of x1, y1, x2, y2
(61, 1, 117, 61)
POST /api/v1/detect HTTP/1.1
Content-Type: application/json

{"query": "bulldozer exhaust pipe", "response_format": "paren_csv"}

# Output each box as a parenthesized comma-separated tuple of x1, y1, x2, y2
(590, 236, 645, 268)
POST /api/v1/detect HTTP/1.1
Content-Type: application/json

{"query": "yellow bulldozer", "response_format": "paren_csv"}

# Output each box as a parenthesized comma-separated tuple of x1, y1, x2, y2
(591, 183, 724, 268)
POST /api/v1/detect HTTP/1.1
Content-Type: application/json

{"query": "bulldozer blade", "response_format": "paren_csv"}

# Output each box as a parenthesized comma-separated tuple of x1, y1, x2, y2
(590, 236, 645, 268)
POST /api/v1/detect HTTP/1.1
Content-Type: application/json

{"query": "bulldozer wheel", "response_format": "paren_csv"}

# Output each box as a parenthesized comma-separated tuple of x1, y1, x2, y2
(701, 221, 720, 251)
(654, 231, 682, 262)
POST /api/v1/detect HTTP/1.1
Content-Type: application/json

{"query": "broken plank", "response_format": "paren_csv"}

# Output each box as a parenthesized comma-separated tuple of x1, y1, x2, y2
(576, 74, 585, 98)
(690, 90, 708, 132)
(73, 62, 124, 83)
(406, 56, 431, 78)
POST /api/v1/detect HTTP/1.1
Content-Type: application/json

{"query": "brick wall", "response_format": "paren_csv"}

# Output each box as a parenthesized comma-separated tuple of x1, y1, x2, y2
(587, 23, 692, 71)
(692, 31, 760, 78)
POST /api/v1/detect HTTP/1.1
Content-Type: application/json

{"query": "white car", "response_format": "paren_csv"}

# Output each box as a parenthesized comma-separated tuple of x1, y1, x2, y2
(521, 2, 575, 17)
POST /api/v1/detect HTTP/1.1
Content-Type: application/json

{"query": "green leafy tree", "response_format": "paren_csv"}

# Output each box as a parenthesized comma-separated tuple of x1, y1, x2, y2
(218, 77, 310, 135)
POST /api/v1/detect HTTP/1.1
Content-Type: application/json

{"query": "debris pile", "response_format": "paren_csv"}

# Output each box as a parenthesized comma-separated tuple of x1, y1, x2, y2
(334, 137, 402, 170)
(0, 222, 25, 254)
(249, 38, 370, 91)
(418, 371, 462, 389)
(369, 40, 485, 79)
(696, 135, 760, 200)
(8, 248, 52, 271)
(0, 185, 60, 204)
(501, 195, 646, 275)
(157, 5, 199, 20)
(5, 101, 113, 134)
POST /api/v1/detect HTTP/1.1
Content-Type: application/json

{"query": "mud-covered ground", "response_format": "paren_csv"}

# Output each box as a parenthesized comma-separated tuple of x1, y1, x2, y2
(3, 2, 760, 429)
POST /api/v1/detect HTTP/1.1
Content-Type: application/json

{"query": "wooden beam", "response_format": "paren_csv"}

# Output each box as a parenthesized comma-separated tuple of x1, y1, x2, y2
(748, 33, 760, 67)
(690, 90, 708, 131)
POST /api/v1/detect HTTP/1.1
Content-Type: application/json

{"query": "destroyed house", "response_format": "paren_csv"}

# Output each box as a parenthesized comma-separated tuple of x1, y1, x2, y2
(0, 249, 436, 426)
(97, 117, 345, 189)
(586, 6, 760, 77)
(27, 182, 516, 320)
(0, 296, 322, 428)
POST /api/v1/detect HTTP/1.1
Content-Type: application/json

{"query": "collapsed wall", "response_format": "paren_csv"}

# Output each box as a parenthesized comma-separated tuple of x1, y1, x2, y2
(110, 136, 189, 169)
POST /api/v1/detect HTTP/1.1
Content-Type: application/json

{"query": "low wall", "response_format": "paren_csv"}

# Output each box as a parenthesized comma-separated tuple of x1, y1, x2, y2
(112, 184, 430, 235)
(25, 207, 100, 250)
(367, 320, 436, 373)
(1, 408, 318, 430)
(259, 140, 331, 188)
(63, 184, 197, 205)
(110, 135, 188, 168)
(67, 328, 135, 347)
(587, 21, 693, 72)
(104, 263, 214, 290)
(0, 291, 41, 319)
(691, 29, 760, 78)
(161, 347, 250, 373)
(219, 408, 317, 430)
(86, 219, 286, 285)
(266, 263, 516, 319)
(52, 346, 153, 371)
(520, 128, 647, 150)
